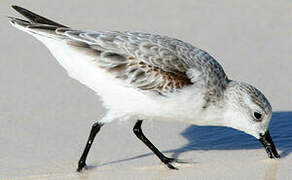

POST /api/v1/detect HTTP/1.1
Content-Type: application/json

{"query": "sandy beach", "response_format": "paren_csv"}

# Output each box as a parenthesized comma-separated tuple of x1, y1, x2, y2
(0, 0, 292, 179)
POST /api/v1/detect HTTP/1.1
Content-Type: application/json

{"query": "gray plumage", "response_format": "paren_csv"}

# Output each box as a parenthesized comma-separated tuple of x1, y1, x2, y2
(63, 30, 229, 96)
(9, 6, 229, 100)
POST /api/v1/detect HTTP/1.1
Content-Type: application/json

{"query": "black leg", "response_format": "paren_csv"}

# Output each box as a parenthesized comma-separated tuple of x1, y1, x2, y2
(133, 120, 178, 169)
(77, 122, 103, 172)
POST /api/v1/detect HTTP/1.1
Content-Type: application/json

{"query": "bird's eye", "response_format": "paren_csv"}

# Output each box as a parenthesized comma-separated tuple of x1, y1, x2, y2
(253, 111, 262, 121)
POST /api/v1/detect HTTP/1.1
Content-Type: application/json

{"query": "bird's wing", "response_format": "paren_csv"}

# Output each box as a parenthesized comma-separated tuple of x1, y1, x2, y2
(9, 6, 229, 97)
(62, 30, 229, 96)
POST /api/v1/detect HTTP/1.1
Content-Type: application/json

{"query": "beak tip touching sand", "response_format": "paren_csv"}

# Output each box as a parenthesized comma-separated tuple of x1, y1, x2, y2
(259, 130, 280, 159)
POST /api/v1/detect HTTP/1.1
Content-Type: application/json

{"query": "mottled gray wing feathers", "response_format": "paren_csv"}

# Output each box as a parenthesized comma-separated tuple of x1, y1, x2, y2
(61, 30, 229, 96)
(60, 31, 200, 93)
(10, 5, 229, 97)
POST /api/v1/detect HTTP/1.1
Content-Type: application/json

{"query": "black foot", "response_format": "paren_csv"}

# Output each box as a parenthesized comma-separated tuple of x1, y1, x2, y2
(76, 122, 103, 173)
(162, 157, 178, 170)
(76, 161, 87, 172)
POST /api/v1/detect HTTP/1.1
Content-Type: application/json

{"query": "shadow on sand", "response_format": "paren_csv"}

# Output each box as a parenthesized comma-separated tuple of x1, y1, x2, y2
(92, 111, 292, 169)
(170, 111, 292, 159)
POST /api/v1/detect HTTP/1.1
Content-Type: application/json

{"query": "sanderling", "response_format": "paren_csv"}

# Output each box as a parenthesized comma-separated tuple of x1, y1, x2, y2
(9, 5, 280, 171)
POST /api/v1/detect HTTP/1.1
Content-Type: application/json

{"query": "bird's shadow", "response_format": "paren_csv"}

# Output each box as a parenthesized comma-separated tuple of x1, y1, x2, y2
(90, 111, 292, 169)
(171, 111, 292, 159)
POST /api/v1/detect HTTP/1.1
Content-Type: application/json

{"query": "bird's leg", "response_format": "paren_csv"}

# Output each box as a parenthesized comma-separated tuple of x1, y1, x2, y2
(77, 122, 103, 172)
(133, 120, 178, 170)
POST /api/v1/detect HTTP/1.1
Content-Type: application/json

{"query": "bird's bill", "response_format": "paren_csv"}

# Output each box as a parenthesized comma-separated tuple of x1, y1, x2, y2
(259, 130, 280, 159)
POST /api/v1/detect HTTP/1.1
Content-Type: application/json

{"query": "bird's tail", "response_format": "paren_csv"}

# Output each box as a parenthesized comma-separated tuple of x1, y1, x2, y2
(10, 5, 67, 27)
(8, 5, 69, 38)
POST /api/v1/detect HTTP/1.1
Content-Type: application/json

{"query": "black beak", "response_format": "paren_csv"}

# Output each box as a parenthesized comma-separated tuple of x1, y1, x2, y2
(259, 130, 280, 159)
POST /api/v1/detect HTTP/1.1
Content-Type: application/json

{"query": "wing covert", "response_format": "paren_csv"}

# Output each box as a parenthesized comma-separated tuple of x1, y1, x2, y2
(60, 30, 229, 96)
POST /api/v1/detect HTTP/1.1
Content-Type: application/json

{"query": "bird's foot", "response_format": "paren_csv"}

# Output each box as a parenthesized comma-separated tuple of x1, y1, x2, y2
(162, 157, 195, 169)
(162, 157, 179, 170)
(76, 161, 87, 172)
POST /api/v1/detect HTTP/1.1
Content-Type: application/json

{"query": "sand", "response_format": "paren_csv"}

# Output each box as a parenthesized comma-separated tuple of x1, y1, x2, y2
(0, 0, 291, 179)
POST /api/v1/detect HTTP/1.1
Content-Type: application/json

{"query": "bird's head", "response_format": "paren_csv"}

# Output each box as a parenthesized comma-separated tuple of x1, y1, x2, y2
(223, 81, 280, 159)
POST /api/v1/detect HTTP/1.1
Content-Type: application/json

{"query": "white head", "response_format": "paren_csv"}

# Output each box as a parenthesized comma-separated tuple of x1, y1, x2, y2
(223, 81, 280, 158)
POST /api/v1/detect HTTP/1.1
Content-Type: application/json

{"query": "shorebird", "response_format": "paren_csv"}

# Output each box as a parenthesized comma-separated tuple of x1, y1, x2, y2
(8, 5, 280, 172)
